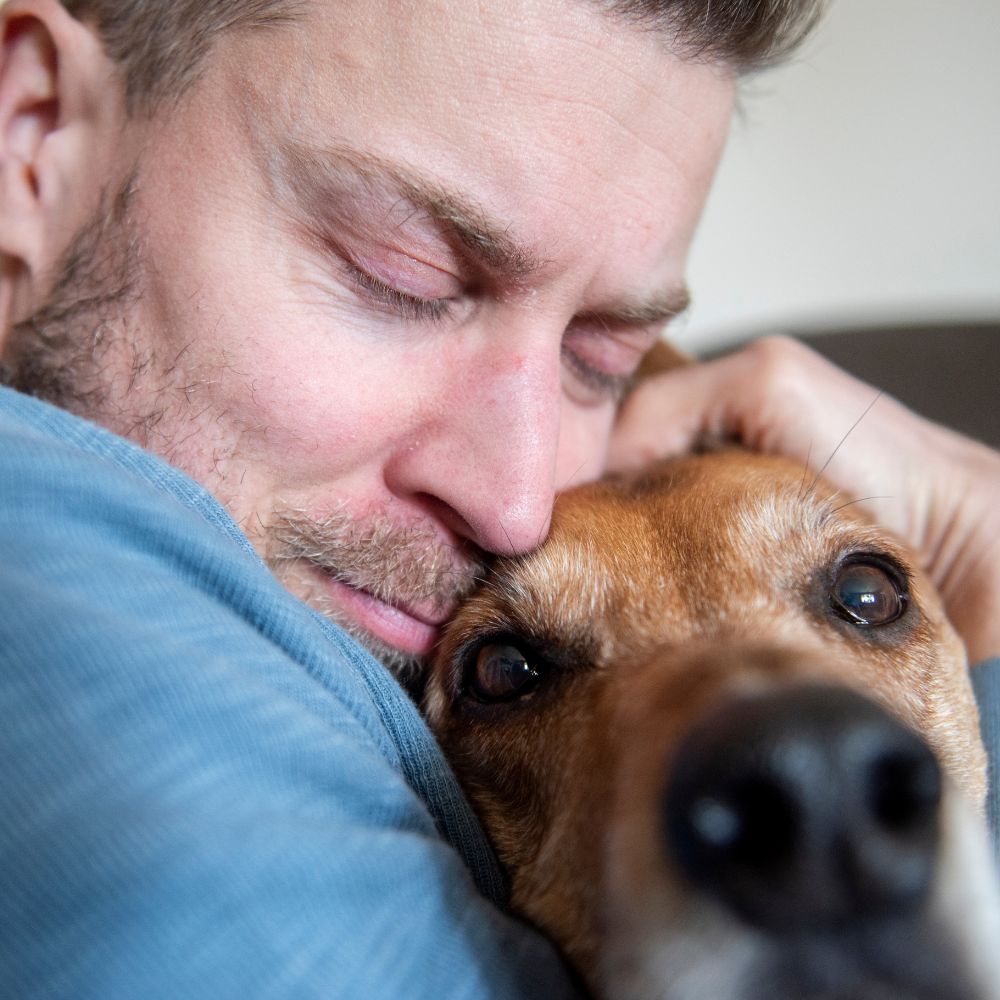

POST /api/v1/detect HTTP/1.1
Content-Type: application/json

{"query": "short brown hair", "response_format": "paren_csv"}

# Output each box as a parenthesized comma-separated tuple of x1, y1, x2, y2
(63, 0, 822, 115)
(59, 0, 304, 115)
(599, 0, 825, 69)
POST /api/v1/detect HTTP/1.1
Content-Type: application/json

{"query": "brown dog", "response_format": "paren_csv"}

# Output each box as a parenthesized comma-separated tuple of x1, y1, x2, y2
(424, 395, 1000, 998)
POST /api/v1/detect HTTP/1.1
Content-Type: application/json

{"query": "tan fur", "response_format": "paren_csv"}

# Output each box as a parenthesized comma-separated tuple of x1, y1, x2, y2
(632, 338, 693, 381)
(424, 447, 997, 999)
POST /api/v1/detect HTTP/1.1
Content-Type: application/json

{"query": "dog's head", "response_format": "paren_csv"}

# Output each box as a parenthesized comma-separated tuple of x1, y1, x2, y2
(424, 449, 1000, 1000)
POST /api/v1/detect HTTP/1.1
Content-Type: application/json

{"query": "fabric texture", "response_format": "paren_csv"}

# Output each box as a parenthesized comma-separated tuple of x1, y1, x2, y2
(973, 657, 1000, 850)
(0, 387, 577, 1000)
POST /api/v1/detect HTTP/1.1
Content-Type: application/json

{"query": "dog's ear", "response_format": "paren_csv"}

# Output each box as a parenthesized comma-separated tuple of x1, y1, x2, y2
(634, 339, 692, 382)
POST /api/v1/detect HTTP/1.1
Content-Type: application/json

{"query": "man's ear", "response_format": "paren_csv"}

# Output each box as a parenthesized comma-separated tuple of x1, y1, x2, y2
(0, 0, 122, 327)
(0, 6, 57, 168)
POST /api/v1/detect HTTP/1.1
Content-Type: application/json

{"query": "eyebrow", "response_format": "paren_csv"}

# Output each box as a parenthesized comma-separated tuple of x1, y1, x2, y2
(271, 138, 690, 326)
(579, 287, 691, 328)
(271, 139, 541, 277)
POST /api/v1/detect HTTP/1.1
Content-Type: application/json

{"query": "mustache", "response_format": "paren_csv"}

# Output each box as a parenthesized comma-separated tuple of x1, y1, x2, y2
(267, 503, 488, 613)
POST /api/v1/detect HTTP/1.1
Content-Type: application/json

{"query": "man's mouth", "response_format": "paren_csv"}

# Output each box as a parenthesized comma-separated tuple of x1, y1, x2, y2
(263, 503, 481, 661)
(321, 575, 453, 657)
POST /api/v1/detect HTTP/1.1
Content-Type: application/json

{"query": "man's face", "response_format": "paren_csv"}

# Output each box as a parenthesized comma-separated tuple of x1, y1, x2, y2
(12, 0, 734, 672)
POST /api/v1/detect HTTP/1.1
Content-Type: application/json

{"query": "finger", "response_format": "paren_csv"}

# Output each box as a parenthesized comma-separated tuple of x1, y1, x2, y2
(614, 333, 915, 473)
(611, 335, 831, 472)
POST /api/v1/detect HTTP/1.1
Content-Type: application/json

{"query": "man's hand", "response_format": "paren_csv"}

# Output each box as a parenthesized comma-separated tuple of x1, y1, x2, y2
(610, 335, 1000, 664)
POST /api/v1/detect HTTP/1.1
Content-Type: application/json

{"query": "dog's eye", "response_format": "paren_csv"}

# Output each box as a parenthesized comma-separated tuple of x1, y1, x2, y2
(467, 643, 541, 703)
(830, 560, 908, 627)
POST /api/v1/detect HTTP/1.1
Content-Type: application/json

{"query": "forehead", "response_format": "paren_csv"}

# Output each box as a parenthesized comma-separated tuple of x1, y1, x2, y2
(207, 0, 735, 292)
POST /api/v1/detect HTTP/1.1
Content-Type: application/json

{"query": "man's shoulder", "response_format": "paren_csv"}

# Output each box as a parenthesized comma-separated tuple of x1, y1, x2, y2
(0, 382, 155, 462)
(0, 386, 408, 764)
(0, 385, 256, 553)
(0, 386, 511, 904)
(0, 391, 570, 999)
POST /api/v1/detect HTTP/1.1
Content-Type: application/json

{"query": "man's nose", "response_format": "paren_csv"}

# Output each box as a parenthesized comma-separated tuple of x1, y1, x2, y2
(384, 344, 562, 557)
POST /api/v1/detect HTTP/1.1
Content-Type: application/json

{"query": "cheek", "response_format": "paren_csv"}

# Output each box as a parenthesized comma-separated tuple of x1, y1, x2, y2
(224, 333, 419, 476)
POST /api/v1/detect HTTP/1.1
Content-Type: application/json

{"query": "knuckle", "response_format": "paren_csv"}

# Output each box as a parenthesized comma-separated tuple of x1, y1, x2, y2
(742, 334, 814, 394)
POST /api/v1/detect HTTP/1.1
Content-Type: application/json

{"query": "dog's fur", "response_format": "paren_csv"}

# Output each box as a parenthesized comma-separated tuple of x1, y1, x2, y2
(423, 349, 1000, 999)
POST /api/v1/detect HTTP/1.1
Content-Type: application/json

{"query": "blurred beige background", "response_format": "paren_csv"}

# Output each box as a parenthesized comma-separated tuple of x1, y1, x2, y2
(680, 0, 1000, 353)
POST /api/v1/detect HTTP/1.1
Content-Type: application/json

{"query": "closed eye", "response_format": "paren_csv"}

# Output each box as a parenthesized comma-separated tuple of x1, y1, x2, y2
(345, 261, 457, 324)
(561, 342, 635, 403)
(561, 318, 663, 406)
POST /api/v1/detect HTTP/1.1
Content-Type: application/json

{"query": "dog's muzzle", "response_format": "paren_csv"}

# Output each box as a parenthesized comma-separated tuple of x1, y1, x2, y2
(656, 683, 987, 1000)
(665, 684, 940, 932)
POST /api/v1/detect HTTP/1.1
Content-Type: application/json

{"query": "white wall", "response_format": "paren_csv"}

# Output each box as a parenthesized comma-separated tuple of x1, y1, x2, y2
(679, 0, 1000, 353)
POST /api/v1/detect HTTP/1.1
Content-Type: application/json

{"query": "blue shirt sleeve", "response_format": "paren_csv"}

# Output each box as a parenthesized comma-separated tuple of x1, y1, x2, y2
(0, 394, 577, 1000)
(972, 657, 1000, 852)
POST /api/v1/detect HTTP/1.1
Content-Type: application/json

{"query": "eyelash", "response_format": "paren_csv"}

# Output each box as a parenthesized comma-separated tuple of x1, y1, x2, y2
(561, 344, 634, 403)
(346, 258, 631, 403)
(347, 263, 455, 324)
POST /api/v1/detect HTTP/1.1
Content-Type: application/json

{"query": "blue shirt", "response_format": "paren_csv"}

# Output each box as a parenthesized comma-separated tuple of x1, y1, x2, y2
(0, 387, 577, 1000)
(1, 386, 996, 998)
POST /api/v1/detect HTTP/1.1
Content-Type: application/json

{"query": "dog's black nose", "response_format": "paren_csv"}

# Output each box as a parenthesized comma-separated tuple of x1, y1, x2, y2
(664, 684, 942, 932)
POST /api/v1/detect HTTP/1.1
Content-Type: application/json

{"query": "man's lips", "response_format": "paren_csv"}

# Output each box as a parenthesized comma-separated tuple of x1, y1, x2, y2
(321, 575, 452, 657)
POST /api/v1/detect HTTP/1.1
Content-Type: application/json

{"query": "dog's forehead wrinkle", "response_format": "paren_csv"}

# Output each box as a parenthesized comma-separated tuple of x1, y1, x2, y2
(494, 529, 657, 657)
(503, 538, 608, 616)
(546, 481, 829, 655)
(728, 485, 835, 550)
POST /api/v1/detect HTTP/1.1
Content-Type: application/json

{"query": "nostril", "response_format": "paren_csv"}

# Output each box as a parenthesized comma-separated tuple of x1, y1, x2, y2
(869, 748, 942, 837)
(663, 684, 942, 933)
(849, 739, 942, 917)
(687, 777, 799, 871)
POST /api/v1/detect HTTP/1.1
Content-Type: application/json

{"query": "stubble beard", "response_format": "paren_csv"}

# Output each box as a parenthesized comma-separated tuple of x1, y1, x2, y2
(2, 176, 485, 683)
(267, 504, 486, 684)
(1, 174, 147, 423)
